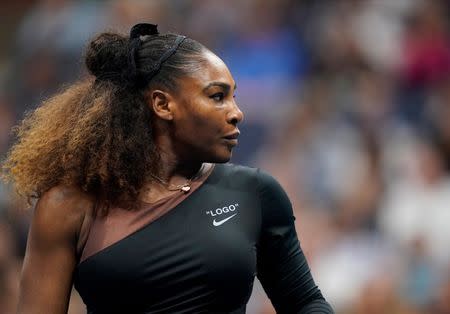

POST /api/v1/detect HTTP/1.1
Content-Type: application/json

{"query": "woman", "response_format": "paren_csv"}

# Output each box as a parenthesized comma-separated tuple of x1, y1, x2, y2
(4, 23, 334, 313)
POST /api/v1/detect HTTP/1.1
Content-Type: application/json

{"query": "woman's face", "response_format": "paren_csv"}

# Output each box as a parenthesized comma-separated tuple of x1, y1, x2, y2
(168, 50, 244, 163)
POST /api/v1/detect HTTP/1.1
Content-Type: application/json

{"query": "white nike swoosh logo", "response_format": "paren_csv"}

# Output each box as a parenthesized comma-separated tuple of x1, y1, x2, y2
(213, 213, 237, 226)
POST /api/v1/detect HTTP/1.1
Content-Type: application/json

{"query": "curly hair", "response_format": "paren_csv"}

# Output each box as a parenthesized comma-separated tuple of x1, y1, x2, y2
(2, 26, 207, 211)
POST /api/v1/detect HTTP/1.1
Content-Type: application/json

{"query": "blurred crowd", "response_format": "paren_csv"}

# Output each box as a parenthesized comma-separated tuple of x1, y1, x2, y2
(1, 0, 450, 313)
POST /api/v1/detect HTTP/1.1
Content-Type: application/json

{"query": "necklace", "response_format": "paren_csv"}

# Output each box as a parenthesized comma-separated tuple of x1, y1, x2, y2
(150, 163, 205, 193)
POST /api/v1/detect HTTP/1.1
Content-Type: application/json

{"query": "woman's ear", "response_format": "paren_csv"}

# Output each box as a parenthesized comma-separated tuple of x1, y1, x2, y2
(148, 89, 175, 121)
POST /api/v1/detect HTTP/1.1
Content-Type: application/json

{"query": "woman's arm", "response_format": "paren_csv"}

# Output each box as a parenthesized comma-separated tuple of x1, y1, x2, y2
(256, 170, 334, 314)
(17, 186, 93, 314)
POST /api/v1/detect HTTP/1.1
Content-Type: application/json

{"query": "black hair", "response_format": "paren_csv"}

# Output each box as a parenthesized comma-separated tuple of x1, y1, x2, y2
(71, 26, 210, 209)
(85, 27, 207, 91)
(2, 26, 212, 212)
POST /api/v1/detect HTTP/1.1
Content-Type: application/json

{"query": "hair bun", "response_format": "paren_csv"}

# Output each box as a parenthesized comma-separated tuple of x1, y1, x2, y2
(85, 33, 129, 79)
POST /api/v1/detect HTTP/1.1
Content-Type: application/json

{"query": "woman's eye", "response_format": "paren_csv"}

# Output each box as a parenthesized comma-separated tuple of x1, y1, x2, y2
(210, 93, 224, 102)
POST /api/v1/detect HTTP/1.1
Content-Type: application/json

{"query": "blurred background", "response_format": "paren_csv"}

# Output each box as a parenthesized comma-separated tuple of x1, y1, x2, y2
(1, 0, 450, 313)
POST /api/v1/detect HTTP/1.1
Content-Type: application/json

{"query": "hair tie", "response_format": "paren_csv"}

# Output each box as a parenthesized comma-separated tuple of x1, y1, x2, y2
(96, 23, 186, 88)
(128, 23, 159, 84)
(130, 23, 159, 39)
(143, 35, 186, 82)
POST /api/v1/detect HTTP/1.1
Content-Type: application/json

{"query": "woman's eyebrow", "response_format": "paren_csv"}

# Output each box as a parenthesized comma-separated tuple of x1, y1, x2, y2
(203, 82, 237, 92)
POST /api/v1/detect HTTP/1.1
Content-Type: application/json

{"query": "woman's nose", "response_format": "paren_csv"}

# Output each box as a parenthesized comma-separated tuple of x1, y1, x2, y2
(227, 102, 244, 125)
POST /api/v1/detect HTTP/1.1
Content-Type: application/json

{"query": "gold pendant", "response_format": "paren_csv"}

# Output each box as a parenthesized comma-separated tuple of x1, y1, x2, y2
(181, 186, 191, 192)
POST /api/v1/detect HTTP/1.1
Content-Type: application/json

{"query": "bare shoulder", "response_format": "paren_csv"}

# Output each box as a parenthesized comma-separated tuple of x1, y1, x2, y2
(39, 184, 94, 209)
(17, 185, 96, 314)
(33, 185, 95, 239)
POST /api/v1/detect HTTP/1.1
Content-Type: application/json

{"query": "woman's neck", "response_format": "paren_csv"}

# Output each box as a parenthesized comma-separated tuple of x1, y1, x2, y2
(155, 146, 203, 183)
(151, 122, 204, 183)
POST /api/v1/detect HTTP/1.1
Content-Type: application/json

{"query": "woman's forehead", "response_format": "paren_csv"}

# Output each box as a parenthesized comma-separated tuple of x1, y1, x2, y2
(187, 51, 235, 89)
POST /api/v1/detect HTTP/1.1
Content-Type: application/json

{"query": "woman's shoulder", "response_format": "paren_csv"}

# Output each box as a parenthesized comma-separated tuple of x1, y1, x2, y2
(212, 163, 259, 186)
(214, 164, 293, 221)
(214, 163, 258, 177)
(33, 185, 96, 235)
(212, 163, 282, 192)
(217, 163, 277, 180)
(39, 185, 95, 212)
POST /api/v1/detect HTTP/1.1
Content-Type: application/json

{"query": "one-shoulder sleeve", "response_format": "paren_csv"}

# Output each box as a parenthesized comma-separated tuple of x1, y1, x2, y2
(255, 169, 334, 313)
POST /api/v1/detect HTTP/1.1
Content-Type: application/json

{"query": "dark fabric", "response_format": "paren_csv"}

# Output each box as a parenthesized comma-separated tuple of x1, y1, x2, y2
(129, 23, 159, 39)
(73, 164, 334, 313)
(255, 169, 333, 313)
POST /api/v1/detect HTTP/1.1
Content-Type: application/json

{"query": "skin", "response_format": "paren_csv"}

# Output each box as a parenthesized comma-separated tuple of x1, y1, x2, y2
(16, 50, 243, 314)
(141, 50, 243, 201)
(17, 186, 95, 314)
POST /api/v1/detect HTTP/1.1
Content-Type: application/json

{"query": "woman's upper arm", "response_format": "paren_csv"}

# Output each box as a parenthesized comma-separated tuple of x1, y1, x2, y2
(17, 186, 92, 314)
(255, 170, 334, 313)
